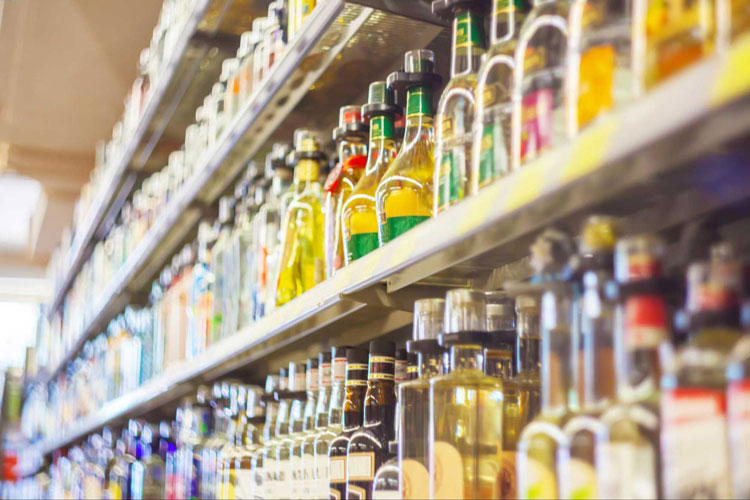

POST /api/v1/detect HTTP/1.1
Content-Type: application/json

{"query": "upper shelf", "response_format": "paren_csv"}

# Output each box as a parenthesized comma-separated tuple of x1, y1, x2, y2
(36, 34, 750, 454)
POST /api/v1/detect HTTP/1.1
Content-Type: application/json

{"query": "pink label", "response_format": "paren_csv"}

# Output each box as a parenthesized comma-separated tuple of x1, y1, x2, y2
(520, 88, 554, 161)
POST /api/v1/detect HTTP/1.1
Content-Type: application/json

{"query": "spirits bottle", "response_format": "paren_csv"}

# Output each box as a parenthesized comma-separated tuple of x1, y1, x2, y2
(371, 441, 400, 500)
(512, 0, 574, 167)
(432, 0, 488, 212)
(342, 81, 400, 264)
(190, 223, 216, 358)
(252, 375, 280, 499)
(279, 362, 307, 500)
(375, 50, 442, 245)
(329, 347, 369, 499)
(302, 351, 331, 500)
(395, 348, 408, 384)
(276, 131, 326, 306)
(660, 244, 741, 498)
(399, 298, 446, 500)
(347, 340, 398, 499)
(293, 357, 319, 499)
(484, 291, 517, 380)
(209, 196, 235, 342)
(230, 385, 265, 500)
(216, 383, 247, 499)
(324, 105, 368, 277)
(130, 424, 166, 499)
(107, 438, 129, 500)
(313, 347, 349, 499)
(515, 229, 577, 500)
(264, 369, 290, 500)
(429, 289, 505, 499)
(238, 19, 265, 105)
(473, 0, 531, 186)
(600, 233, 668, 499)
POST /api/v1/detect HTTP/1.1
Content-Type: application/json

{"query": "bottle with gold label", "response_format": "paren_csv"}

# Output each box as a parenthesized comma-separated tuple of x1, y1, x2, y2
(429, 289, 505, 499)
(324, 106, 368, 278)
(515, 229, 577, 500)
(342, 82, 400, 264)
(433, 0, 489, 212)
(275, 131, 326, 306)
(600, 234, 669, 499)
(347, 340, 398, 499)
(329, 347, 369, 500)
(375, 50, 442, 246)
(473, 0, 531, 186)
(512, 0, 574, 168)
(399, 298, 446, 500)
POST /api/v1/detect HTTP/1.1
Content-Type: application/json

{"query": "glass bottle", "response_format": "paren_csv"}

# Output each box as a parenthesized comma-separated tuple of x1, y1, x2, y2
(301, 352, 331, 500)
(293, 357, 319, 499)
(473, 0, 531, 186)
(216, 383, 246, 500)
(252, 375, 280, 499)
(342, 81, 400, 264)
(260, 2, 286, 83)
(239, 18, 266, 104)
(484, 291, 517, 381)
(660, 245, 741, 498)
(160, 421, 178, 500)
(399, 298, 446, 500)
(347, 340, 398, 499)
(275, 131, 326, 306)
(313, 346, 348, 499)
(131, 424, 166, 499)
(371, 441, 400, 500)
(324, 105, 369, 277)
(228, 385, 265, 500)
(210, 196, 236, 342)
(279, 362, 307, 500)
(329, 347, 369, 499)
(512, 0, 574, 167)
(235, 166, 265, 330)
(375, 50, 442, 245)
(433, 0, 487, 212)
(429, 289, 505, 499)
(395, 347, 408, 385)
(107, 438, 129, 500)
(264, 369, 290, 500)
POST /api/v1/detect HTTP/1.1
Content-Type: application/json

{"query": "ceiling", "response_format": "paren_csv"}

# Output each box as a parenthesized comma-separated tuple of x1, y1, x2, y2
(0, 0, 163, 283)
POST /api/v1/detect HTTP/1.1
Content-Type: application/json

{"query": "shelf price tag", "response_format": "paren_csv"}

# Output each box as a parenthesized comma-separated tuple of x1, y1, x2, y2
(710, 33, 750, 106)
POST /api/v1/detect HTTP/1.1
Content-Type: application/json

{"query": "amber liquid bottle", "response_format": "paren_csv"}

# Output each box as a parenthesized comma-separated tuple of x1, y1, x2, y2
(347, 340, 397, 499)
(328, 347, 369, 499)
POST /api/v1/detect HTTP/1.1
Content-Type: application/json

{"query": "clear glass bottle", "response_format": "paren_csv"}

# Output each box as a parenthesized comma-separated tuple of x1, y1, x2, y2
(329, 347, 369, 499)
(131, 424, 166, 499)
(252, 375, 280, 499)
(279, 362, 307, 500)
(264, 369, 289, 500)
(276, 131, 326, 306)
(239, 19, 266, 104)
(433, 0, 487, 212)
(372, 441, 400, 500)
(399, 298, 446, 500)
(473, 0, 531, 186)
(189, 221, 216, 359)
(301, 351, 331, 500)
(293, 357, 319, 499)
(259, 2, 286, 84)
(342, 81, 400, 265)
(429, 289, 505, 499)
(484, 291, 517, 381)
(235, 165, 265, 330)
(324, 105, 369, 277)
(375, 50, 442, 245)
(210, 196, 236, 342)
(216, 383, 246, 500)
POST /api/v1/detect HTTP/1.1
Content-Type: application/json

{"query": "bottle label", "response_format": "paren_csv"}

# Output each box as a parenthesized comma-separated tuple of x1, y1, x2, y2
(302, 455, 315, 499)
(379, 216, 429, 244)
(600, 442, 657, 499)
(577, 44, 615, 127)
(369, 372, 395, 381)
(437, 150, 463, 209)
(333, 357, 347, 382)
(432, 441, 464, 498)
(401, 458, 430, 499)
(728, 379, 750, 498)
(266, 458, 277, 499)
(234, 469, 255, 500)
(316, 455, 330, 499)
(330, 455, 346, 483)
(288, 456, 300, 498)
(348, 232, 379, 262)
(565, 458, 598, 499)
(294, 372, 306, 392)
(625, 296, 668, 349)
(348, 485, 368, 499)
(395, 359, 408, 383)
(455, 11, 484, 49)
(371, 116, 395, 140)
(348, 363, 369, 371)
(406, 87, 432, 118)
(348, 452, 375, 481)
(320, 362, 332, 387)
(520, 88, 555, 162)
(517, 455, 557, 499)
(661, 388, 732, 498)
(308, 367, 320, 391)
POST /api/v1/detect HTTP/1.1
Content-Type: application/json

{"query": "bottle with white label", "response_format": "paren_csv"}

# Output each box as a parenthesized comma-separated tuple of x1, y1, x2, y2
(399, 298, 446, 500)
(229, 385, 266, 500)
(251, 375, 280, 499)
(263, 369, 290, 499)
(329, 348, 369, 499)
(295, 357, 319, 499)
(301, 352, 331, 500)
(347, 340, 398, 499)
(215, 383, 247, 499)
(313, 347, 349, 500)
(429, 289, 505, 499)
(600, 234, 670, 499)
(278, 362, 307, 500)
(661, 243, 741, 499)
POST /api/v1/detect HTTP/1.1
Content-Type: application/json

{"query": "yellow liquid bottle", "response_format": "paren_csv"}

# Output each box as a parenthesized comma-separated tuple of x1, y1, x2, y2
(433, 0, 487, 212)
(375, 50, 442, 245)
(342, 81, 400, 264)
(275, 131, 325, 307)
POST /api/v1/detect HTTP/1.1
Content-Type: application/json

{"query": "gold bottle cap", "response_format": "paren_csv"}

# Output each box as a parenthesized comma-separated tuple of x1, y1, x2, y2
(579, 215, 618, 254)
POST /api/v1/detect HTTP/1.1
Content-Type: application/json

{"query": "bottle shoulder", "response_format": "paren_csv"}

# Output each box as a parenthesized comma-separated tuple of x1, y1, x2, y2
(430, 370, 504, 390)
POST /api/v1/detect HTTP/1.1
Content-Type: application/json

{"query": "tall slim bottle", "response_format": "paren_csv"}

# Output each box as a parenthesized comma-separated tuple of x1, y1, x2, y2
(329, 347, 369, 499)
(264, 369, 290, 499)
(210, 196, 235, 342)
(375, 50, 442, 245)
(399, 298, 446, 500)
(347, 340, 398, 499)
(432, 0, 488, 212)
(342, 82, 400, 264)
(293, 357, 319, 499)
(252, 375, 280, 499)
(279, 362, 307, 500)
(302, 352, 331, 499)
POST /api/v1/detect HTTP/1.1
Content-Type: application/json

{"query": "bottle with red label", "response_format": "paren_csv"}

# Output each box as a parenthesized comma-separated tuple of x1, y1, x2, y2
(660, 242, 742, 499)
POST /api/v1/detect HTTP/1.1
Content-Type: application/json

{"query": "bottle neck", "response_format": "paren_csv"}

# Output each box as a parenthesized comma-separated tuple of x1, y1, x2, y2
(490, 0, 527, 45)
(364, 355, 396, 425)
(451, 9, 485, 77)
(342, 386, 366, 430)
(517, 310, 541, 376)
(314, 384, 332, 429)
(365, 114, 397, 177)
(338, 139, 368, 166)
(418, 351, 443, 378)
(449, 344, 484, 372)
(541, 289, 577, 414)
(263, 402, 278, 441)
(272, 174, 292, 198)
(294, 159, 320, 191)
(402, 86, 434, 147)
(580, 272, 617, 409)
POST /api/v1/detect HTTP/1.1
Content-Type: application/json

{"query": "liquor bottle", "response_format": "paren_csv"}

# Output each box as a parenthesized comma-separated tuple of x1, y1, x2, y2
(210, 196, 236, 341)
(484, 291, 517, 380)
(160, 421, 178, 500)
(472, 0, 531, 186)
(107, 438, 129, 499)
(342, 81, 400, 264)
(347, 340, 398, 499)
(123, 423, 139, 500)
(313, 347, 349, 499)
(561, 216, 620, 498)
(324, 105, 368, 277)
(329, 347, 369, 499)
(512, 0, 574, 167)
(429, 289, 505, 499)
(252, 375, 281, 499)
(235, 163, 266, 329)
(239, 18, 266, 104)
(276, 131, 326, 306)
(375, 50, 442, 245)
(395, 348, 408, 384)
(301, 352, 331, 499)
(600, 233, 668, 498)
(293, 357, 319, 499)
(215, 383, 246, 499)
(130, 424, 166, 499)
(407, 352, 419, 380)
(279, 362, 307, 500)
(259, 1, 286, 83)
(432, 0, 488, 212)
(660, 244, 741, 498)
(265, 368, 290, 499)
(399, 298, 446, 500)
(224, 385, 264, 500)
(190, 220, 216, 358)
(515, 229, 577, 499)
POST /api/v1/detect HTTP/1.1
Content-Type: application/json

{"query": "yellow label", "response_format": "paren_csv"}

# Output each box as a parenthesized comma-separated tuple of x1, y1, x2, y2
(710, 33, 750, 105)
(432, 441, 465, 499)
(371, 356, 395, 363)
(369, 372, 395, 380)
(384, 189, 431, 219)
(401, 459, 430, 499)
(577, 44, 615, 127)
(346, 379, 368, 387)
(566, 458, 598, 499)
(347, 363, 368, 371)
(350, 210, 378, 235)
(562, 116, 617, 183)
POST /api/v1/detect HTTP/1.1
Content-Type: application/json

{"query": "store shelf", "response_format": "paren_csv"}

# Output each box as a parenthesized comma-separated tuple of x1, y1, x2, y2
(46, 0, 258, 319)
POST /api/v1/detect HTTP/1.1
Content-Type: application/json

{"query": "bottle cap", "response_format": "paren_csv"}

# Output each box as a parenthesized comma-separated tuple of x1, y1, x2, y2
(387, 49, 442, 94)
(346, 347, 369, 365)
(412, 298, 445, 341)
(369, 339, 396, 358)
(218, 196, 234, 225)
(319, 351, 332, 365)
(579, 215, 618, 255)
(293, 129, 325, 161)
(615, 234, 665, 283)
(361, 81, 401, 121)
(485, 291, 515, 330)
(333, 105, 369, 143)
(220, 58, 240, 82)
(515, 294, 538, 312)
(444, 289, 487, 334)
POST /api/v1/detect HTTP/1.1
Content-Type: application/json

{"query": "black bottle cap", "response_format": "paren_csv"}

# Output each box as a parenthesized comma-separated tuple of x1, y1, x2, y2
(346, 347, 370, 365)
(407, 338, 444, 354)
(387, 49, 442, 95)
(369, 339, 396, 357)
(307, 357, 319, 370)
(432, 0, 491, 19)
(332, 345, 351, 360)
(362, 81, 402, 122)
(439, 330, 507, 348)
(396, 348, 407, 361)
(319, 351, 332, 364)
